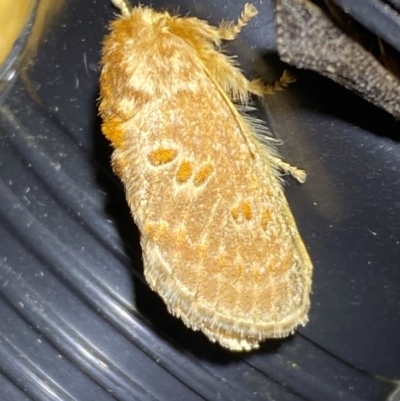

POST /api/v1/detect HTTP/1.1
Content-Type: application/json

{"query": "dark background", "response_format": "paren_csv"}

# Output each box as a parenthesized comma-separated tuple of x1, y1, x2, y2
(0, 0, 399, 400)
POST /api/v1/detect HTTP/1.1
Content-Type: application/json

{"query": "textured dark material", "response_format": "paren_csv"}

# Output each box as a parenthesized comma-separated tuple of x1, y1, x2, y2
(0, 0, 400, 400)
(276, 0, 400, 118)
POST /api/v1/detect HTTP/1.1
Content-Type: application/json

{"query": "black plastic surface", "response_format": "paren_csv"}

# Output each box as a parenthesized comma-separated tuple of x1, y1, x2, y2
(333, 0, 400, 53)
(1, 1, 400, 400)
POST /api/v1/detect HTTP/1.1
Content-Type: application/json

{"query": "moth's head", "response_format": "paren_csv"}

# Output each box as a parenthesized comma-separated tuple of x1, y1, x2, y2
(129, 5, 174, 31)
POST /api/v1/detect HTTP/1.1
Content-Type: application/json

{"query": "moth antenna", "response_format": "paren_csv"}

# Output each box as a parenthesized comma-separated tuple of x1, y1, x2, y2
(111, 0, 131, 16)
(217, 3, 258, 41)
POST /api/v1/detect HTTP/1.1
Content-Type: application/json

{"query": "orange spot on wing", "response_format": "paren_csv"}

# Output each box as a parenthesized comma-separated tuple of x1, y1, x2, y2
(143, 221, 169, 243)
(101, 118, 125, 148)
(241, 202, 252, 221)
(231, 201, 252, 222)
(231, 207, 240, 221)
(176, 160, 193, 182)
(194, 164, 214, 186)
(148, 148, 177, 166)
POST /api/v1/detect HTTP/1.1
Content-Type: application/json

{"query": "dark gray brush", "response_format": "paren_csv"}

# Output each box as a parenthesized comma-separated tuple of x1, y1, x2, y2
(276, 0, 400, 119)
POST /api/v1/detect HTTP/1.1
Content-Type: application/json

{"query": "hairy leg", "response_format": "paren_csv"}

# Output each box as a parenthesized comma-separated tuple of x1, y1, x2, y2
(248, 70, 296, 97)
(216, 3, 258, 41)
(271, 156, 307, 183)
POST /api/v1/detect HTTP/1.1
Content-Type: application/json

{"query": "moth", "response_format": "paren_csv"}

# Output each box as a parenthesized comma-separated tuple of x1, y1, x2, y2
(99, 0, 313, 351)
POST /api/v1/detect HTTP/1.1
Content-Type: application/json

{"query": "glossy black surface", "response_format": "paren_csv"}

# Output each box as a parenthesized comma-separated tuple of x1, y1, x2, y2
(0, 1, 399, 400)
(333, 0, 400, 53)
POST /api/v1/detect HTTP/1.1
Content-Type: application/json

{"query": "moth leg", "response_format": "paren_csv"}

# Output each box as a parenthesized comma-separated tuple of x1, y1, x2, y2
(216, 3, 258, 41)
(271, 156, 307, 183)
(195, 4, 294, 102)
(248, 70, 296, 97)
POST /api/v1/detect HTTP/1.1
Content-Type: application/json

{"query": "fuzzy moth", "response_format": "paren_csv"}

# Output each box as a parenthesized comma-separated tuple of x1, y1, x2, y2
(99, 0, 312, 351)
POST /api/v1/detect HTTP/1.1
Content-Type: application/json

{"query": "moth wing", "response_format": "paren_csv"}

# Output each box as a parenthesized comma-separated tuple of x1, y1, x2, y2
(104, 20, 312, 350)
(139, 87, 310, 350)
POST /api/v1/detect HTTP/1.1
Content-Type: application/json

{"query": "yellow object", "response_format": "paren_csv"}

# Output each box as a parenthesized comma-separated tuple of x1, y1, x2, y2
(0, 0, 34, 65)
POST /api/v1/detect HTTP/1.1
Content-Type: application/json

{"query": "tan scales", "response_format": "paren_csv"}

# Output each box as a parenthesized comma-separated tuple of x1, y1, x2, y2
(99, 0, 313, 351)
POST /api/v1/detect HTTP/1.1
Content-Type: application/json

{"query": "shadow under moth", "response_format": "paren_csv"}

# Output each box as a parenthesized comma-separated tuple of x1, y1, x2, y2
(99, 0, 312, 351)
